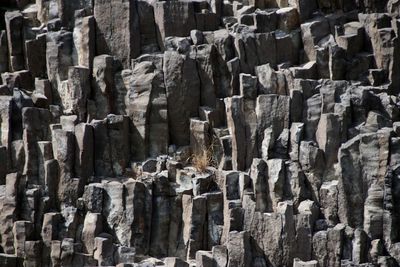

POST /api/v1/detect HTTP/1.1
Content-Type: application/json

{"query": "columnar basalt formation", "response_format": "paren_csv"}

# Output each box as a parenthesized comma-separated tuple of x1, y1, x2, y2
(1, 0, 400, 266)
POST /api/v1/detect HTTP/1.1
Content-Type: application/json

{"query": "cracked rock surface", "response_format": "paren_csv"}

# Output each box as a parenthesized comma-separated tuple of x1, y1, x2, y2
(1, 0, 400, 266)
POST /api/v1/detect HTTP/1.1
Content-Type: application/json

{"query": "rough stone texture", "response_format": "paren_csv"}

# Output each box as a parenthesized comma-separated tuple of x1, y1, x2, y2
(94, 0, 140, 68)
(1, 1, 400, 267)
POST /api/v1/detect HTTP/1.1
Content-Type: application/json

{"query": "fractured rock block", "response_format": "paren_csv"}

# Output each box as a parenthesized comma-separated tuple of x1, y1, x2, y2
(82, 183, 104, 213)
(225, 96, 247, 171)
(138, 1, 159, 53)
(128, 61, 168, 160)
(94, 0, 140, 68)
(289, 0, 317, 22)
(316, 113, 341, 167)
(52, 128, 77, 205)
(256, 94, 290, 154)
(74, 123, 94, 182)
(25, 34, 47, 78)
(81, 212, 102, 254)
(46, 30, 74, 104)
(183, 195, 207, 259)
(92, 55, 115, 120)
(2, 70, 33, 91)
(13, 220, 34, 258)
(64, 66, 90, 121)
(73, 12, 95, 70)
(107, 115, 130, 176)
(58, 0, 92, 29)
(196, 44, 231, 106)
(5, 11, 24, 72)
(164, 51, 200, 146)
(154, 1, 196, 49)
(276, 7, 299, 32)
(190, 119, 211, 156)
(234, 32, 258, 74)
(22, 107, 53, 183)
(227, 231, 252, 267)
(0, 96, 13, 149)
(0, 31, 8, 74)
(256, 64, 287, 95)
(91, 119, 112, 177)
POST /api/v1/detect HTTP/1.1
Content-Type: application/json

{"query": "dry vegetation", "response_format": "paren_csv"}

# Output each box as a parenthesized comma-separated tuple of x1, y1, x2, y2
(191, 146, 217, 173)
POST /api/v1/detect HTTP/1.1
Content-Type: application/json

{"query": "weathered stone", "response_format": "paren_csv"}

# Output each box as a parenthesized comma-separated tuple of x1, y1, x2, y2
(128, 61, 168, 160)
(250, 158, 270, 212)
(256, 64, 287, 95)
(0, 96, 12, 149)
(227, 231, 252, 267)
(198, 44, 232, 102)
(154, 1, 196, 49)
(183, 195, 207, 259)
(320, 180, 339, 226)
(94, 0, 140, 68)
(107, 115, 130, 176)
(300, 17, 330, 61)
(267, 159, 286, 210)
(23, 107, 53, 184)
(124, 179, 152, 255)
(73, 13, 95, 70)
(2, 70, 34, 91)
(2, 2, 400, 267)
(63, 66, 90, 121)
(277, 7, 300, 32)
(225, 96, 246, 171)
(196, 250, 213, 267)
(164, 51, 200, 146)
(81, 212, 102, 254)
(52, 128, 78, 205)
(0, 31, 8, 74)
(46, 30, 74, 105)
(138, 1, 159, 53)
(149, 175, 173, 257)
(5, 11, 24, 72)
(92, 55, 114, 120)
(316, 113, 341, 167)
(256, 94, 290, 156)
(164, 257, 189, 267)
(93, 236, 114, 266)
(293, 258, 318, 267)
(25, 34, 47, 78)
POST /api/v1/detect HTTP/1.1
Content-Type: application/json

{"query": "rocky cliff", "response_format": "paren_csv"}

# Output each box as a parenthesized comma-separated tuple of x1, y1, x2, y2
(1, 0, 400, 266)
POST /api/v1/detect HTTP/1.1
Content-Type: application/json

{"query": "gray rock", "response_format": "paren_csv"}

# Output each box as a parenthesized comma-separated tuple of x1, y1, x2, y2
(92, 55, 114, 120)
(164, 51, 200, 146)
(154, 1, 196, 50)
(94, 0, 140, 68)
(225, 96, 246, 171)
(227, 231, 252, 267)
(5, 11, 24, 72)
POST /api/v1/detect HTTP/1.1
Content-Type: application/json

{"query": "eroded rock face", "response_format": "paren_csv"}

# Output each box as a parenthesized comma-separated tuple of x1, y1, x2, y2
(1, 0, 400, 266)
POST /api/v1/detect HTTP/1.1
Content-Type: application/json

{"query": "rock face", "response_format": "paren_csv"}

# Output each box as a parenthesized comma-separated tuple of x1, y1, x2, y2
(1, 0, 400, 267)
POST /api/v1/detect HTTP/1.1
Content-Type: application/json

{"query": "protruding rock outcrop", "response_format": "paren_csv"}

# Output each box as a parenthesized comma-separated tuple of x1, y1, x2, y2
(1, 0, 400, 266)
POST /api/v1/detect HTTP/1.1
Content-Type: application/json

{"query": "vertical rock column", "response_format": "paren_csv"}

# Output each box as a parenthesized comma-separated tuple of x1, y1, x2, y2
(0, 30, 9, 73)
(92, 55, 114, 120)
(46, 30, 74, 106)
(94, 0, 140, 68)
(5, 11, 24, 72)
(73, 10, 95, 70)
(154, 1, 196, 50)
(127, 61, 168, 161)
(225, 96, 246, 171)
(164, 51, 200, 146)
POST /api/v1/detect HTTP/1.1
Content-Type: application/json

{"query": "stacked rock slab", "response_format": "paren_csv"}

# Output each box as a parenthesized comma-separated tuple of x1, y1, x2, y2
(2, 0, 400, 266)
